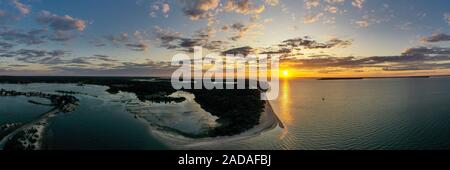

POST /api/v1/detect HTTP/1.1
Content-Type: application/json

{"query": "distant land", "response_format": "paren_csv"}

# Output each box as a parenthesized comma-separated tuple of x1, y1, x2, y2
(316, 75, 449, 80)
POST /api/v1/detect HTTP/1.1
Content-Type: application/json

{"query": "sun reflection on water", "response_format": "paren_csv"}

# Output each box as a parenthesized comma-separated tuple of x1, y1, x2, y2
(277, 79, 293, 139)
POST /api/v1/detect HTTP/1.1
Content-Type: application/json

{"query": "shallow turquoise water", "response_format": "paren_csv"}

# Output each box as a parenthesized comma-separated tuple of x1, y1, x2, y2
(0, 83, 168, 149)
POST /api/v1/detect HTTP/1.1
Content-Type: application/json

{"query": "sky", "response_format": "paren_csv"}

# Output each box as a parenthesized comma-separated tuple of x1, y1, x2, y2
(0, 0, 449, 77)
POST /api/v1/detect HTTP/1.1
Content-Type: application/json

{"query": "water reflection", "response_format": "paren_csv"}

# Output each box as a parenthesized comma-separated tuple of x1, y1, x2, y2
(277, 79, 293, 140)
(279, 79, 293, 125)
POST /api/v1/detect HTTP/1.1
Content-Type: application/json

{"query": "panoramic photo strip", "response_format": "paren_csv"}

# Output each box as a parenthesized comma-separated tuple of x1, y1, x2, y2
(0, 0, 450, 168)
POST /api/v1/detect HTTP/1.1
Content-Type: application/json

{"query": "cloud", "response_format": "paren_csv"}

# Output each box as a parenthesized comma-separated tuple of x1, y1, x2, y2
(0, 41, 15, 52)
(445, 13, 450, 26)
(182, 0, 220, 20)
(148, 1, 171, 18)
(99, 31, 150, 52)
(325, 6, 339, 13)
(36, 10, 87, 32)
(153, 26, 226, 52)
(104, 32, 129, 45)
(225, 21, 262, 41)
(354, 15, 374, 28)
(229, 22, 249, 40)
(0, 27, 83, 44)
(223, 0, 265, 15)
(264, 0, 279, 6)
(162, 3, 171, 14)
(221, 46, 255, 56)
(0, 29, 48, 45)
(1, 47, 122, 67)
(126, 43, 149, 51)
(92, 54, 118, 62)
(279, 37, 352, 49)
(219, 36, 352, 59)
(211, 36, 441, 72)
(303, 12, 324, 24)
(0, 0, 31, 23)
(260, 48, 292, 55)
(382, 63, 450, 71)
(355, 20, 369, 28)
(12, 0, 30, 15)
(51, 60, 178, 76)
(280, 45, 450, 72)
(154, 26, 183, 49)
(304, 0, 320, 9)
(351, 0, 365, 9)
(325, 0, 345, 4)
(0, 48, 70, 65)
(13, 49, 67, 59)
(402, 46, 450, 56)
(282, 54, 450, 71)
(421, 33, 450, 43)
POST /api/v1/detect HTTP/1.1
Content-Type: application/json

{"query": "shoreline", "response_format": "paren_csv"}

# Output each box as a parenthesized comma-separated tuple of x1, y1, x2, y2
(149, 101, 284, 149)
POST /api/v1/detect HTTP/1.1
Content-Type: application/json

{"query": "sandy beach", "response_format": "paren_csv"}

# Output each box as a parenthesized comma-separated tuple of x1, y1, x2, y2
(149, 101, 284, 149)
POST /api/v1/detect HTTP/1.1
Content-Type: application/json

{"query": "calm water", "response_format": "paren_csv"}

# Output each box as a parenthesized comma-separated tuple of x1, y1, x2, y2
(1, 77, 450, 150)
(209, 77, 450, 150)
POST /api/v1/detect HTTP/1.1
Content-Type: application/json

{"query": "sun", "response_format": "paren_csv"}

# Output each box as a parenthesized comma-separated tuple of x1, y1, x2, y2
(282, 70, 290, 78)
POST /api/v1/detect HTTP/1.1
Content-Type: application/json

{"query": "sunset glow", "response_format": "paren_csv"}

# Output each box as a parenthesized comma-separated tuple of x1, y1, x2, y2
(282, 70, 290, 78)
(0, 0, 449, 78)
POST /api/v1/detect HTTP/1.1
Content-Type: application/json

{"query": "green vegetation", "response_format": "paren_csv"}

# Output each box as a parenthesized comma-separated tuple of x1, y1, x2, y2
(190, 89, 265, 136)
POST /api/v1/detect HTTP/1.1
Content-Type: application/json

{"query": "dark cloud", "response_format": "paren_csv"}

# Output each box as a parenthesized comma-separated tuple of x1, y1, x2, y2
(153, 26, 182, 49)
(209, 32, 449, 73)
(402, 47, 450, 56)
(178, 38, 207, 52)
(104, 32, 129, 45)
(9, 49, 69, 64)
(0, 47, 124, 67)
(7, 64, 28, 67)
(245, 36, 352, 58)
(0, 41, 15, 52)
(215, 34, 449, 72)
(47, 31, 77, 42)
(382, 63, 450, 71)
(421, 33, 450, 43)
(182, 0, 220, 20)
(92, 54, 109, 58)
(126, 43, 149, 51)
(229, 22, 249, 41)
(69, 57, 92, 65)
(204, 40, 227, 51)
(0, 28, 81, 44)
(154, 26, 226, 52)
(280, 37, 352, 49)
(221, 46, 255, 56)
(36, 10, 87, 32)
(222, 21, 264, 41)
(281, 46, 450, 71)
(61, 54, 119, 65)
(1, 49, 66, 58)
(0, 48, 73, 66)
(260, 48, 292, 55)
(0, 29, 48, 45)
(51, 60, 177, 76)
(98, 32, 150, 52)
